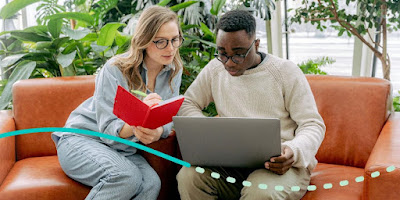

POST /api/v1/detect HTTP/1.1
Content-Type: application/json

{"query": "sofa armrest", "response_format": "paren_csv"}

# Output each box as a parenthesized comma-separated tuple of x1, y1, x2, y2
(364, 112, 400, 200)
(139, 131, 179, 200)
(0, 110, 16, 185)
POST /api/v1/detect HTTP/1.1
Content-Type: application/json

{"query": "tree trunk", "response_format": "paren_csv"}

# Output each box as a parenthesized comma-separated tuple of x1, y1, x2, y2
(381, 3, 390, 80)
(379, 56, 391, 81)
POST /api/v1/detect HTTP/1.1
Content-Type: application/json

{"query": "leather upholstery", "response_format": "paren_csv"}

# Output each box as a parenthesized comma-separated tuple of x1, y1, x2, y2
(363, 113, 400, 200)
(141, 131, 179, 200)
(0, 110, 16, 185)
(0, 156, 90, 200)
(302, 163, 364, 200)
(307, 75, 391, 168)
(0, 75, 399, 200)
(12, 76, 95, 160)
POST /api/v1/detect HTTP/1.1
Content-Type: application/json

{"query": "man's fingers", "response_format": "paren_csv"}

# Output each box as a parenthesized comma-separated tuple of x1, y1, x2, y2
(270, 155, 286, 163)
(268, 159, 294, 169)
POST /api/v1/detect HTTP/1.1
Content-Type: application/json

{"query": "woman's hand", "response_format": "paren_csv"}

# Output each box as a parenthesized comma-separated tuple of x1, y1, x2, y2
(264, 146, 294, 175)
(143, 93, 162, 107)
(133, 126, 164, 145)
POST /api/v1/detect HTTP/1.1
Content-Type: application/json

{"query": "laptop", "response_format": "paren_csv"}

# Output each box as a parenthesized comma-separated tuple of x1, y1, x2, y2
(173, 116, 281, 168)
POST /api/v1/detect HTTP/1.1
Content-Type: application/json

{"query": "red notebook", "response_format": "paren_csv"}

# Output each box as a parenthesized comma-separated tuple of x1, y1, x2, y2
(113, 86, 184, 129)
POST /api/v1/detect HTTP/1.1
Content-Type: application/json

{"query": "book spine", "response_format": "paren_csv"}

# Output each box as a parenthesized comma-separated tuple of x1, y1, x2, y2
(141, 107, 151, 128)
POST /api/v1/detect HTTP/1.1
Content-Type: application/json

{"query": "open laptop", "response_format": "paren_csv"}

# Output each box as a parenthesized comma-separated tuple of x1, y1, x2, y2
(173, 116, 281, 168)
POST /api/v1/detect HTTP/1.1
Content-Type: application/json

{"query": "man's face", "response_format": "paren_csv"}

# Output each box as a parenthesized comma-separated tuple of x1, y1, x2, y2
(216, 30, 259, 76)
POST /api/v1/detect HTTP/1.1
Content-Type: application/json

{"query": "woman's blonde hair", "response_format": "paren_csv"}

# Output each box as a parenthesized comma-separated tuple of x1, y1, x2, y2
(113, 5, 183, 92)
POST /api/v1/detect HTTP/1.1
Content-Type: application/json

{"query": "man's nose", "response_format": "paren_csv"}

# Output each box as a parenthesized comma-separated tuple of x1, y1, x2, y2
(225, 57, 236, 68)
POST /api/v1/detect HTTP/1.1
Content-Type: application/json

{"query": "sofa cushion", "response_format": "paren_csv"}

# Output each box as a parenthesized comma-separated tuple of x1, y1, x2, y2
(306, 75, 391, 168)
(302, 163, 364, 200)
(12, 76, 95, 160)
(0, 156, 90, 200)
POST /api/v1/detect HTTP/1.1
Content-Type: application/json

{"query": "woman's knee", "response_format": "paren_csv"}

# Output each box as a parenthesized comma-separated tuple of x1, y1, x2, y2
(145, 169, 161, 191)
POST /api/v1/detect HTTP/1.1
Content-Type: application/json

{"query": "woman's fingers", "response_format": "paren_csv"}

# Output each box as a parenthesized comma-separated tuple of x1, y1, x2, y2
(143, 93, 162, 107)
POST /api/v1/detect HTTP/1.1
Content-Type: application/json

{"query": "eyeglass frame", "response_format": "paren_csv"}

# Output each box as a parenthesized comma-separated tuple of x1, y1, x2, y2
(152, 36, 184, 50)
(214, 39, 257, 64)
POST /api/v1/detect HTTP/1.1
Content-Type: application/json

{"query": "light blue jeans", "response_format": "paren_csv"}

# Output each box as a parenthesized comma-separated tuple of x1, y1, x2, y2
(56, 134, 161, 200)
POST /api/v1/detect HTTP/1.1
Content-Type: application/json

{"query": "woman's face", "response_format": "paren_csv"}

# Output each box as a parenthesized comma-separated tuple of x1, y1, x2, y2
(144, 20, 180, 69)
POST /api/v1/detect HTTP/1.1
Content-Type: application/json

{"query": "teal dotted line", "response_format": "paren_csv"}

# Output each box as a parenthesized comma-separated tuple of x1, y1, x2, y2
(195, 165, 397, 192)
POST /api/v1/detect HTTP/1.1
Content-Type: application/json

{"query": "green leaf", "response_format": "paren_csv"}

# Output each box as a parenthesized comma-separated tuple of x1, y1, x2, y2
(0, 61, 36, 110)
(170, 1, 199, 12)
(157, 0, 171, 7)
(48, 19, 63, 39)
(10, 31, 51, 42)
(338, 29, 345, 36)
(63, 27, 91, 40)
(0, 54, 27, 69)
(185, 35, 216, 48)
(80, 33, 98, 42)
(45, 12, 94, 25)
(210, 0, 226, 16)
(57, 50, 77, 68)
(90, 42, 108, 53)
(97, 23, 125, 47)
(181, 24, 198, 31)
(35, 41, 53, 50)
(0, 0, 41, 19)
(59, 64, 76, 76)
(200, 23, 215, 38)
(115, 32, 131, 47)
(52, 37, 71, 49)
(24, 25, 48, 34)
(104, 46, 118, 57)
(62, 42, 78, 54)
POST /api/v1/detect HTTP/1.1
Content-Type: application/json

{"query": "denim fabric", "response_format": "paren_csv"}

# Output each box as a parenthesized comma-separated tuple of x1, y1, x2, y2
(57, 134, 161, 200)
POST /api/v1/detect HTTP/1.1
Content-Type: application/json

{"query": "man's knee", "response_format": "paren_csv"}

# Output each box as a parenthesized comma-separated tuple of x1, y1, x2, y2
(177, 166, 201, 185)
(241, 186, 289, 200)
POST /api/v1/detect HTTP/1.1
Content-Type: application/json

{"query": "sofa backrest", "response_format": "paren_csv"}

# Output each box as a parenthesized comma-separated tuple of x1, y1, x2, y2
(306, 75, 391, 168)
(12, 75, 95, 160)
(12, 74, 392, 167)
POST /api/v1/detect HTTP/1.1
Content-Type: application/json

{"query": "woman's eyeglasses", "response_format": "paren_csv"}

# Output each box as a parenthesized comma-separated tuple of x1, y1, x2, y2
(153, 37, 184, 49)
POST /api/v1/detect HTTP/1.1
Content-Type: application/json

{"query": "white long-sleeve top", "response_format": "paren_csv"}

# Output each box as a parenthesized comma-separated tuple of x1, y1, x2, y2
(179, 54, 325, 171)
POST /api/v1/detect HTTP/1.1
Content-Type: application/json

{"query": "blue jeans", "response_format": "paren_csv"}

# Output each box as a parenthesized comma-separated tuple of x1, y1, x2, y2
(56, 134, 161, 200)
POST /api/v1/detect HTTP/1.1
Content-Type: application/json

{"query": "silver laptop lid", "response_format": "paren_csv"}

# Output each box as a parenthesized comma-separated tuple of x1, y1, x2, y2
(173, 116, 281, 168)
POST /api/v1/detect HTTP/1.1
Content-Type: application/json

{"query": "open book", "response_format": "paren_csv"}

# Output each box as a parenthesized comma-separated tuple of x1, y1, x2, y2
(113, 86, 184, 129)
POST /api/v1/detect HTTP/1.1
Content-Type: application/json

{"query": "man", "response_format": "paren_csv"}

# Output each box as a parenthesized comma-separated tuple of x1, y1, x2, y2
(176, 10, 325, 200)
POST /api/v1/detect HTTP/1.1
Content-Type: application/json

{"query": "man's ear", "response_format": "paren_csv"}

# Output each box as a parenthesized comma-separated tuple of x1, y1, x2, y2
(255, 39, 260, 52)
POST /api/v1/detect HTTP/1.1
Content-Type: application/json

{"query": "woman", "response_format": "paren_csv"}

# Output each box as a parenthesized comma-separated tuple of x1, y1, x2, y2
(51, 6, 183, 200)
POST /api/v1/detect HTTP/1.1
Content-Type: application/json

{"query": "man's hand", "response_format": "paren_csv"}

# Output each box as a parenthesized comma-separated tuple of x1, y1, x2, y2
(264, 146, 294, 175)
(133, 126, 163, 145)
(143, 93, 162, 107)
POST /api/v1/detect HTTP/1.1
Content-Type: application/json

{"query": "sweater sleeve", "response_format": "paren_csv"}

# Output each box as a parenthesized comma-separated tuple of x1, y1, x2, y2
(280, 61, 326, 170)
(178, 62, 215, 117)
(161, 68, 183, 138)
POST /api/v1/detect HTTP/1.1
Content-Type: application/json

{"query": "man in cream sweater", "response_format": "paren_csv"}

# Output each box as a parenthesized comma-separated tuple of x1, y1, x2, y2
(177, 10, 326, 200)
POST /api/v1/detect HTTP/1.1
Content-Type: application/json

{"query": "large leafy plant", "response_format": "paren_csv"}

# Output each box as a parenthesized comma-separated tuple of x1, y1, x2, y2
(0, 0, 131, 109)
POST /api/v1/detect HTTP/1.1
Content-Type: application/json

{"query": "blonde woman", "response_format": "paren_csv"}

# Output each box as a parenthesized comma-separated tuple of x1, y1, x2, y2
(52, 6, 183, 200)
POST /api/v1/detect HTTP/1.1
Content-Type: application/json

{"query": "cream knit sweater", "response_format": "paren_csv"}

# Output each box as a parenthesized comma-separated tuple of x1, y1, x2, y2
(179, 54, 326, 171)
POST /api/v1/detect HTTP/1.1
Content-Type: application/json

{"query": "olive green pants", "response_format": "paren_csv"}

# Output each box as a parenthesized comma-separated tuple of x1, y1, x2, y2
(177, 166, 310, 200)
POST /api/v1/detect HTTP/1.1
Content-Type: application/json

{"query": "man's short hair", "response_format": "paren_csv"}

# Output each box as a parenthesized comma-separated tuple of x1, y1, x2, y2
(216, 10, 256, 38)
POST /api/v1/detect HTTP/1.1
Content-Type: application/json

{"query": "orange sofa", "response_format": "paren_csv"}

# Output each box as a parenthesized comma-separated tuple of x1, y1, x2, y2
(0, 75, 399, 200)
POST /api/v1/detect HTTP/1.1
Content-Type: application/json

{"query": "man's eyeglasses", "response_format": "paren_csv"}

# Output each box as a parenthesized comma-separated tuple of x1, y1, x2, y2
(214, 40, 256, 64)
(153, 36, 184, 49)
